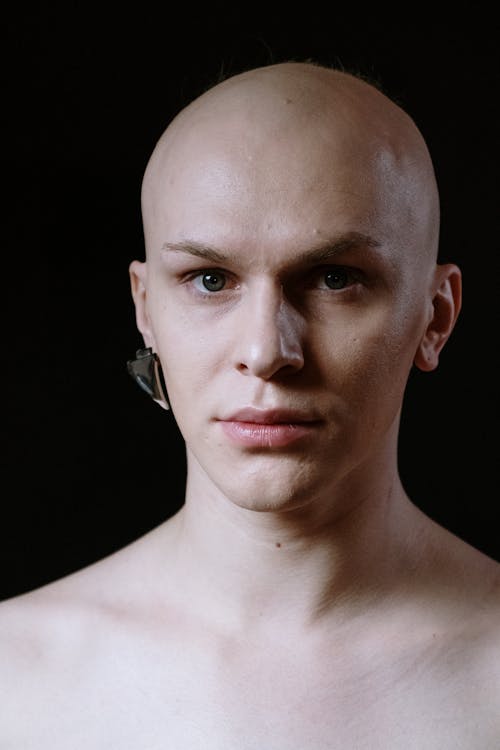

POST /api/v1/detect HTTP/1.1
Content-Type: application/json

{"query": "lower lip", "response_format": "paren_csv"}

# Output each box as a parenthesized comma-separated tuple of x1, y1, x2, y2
(219, 420, 320, 448)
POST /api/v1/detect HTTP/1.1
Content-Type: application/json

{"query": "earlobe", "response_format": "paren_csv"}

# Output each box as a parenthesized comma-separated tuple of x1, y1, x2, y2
(129, 260, 155, 349)
(414, 263, 462, 372)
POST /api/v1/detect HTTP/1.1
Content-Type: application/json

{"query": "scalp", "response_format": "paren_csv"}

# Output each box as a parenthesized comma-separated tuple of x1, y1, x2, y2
(141, 61, 440, 266)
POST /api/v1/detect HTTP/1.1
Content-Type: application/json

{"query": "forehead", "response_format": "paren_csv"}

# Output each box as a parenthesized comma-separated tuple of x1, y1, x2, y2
(142, 73, 438, 267)
(147, 138, 420, 269)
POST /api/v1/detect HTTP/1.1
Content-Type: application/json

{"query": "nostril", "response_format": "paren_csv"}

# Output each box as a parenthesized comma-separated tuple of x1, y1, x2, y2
(235, 350, 304, 380)
(233, 298, 305, 379)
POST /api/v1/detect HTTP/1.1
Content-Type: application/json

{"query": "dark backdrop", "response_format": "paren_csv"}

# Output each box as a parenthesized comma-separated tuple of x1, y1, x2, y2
(2, 3, 499, 601)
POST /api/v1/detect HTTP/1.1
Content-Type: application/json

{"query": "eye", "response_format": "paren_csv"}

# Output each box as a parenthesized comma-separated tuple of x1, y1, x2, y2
(199, 271, 227, 292)
(323, 266, 350, 290)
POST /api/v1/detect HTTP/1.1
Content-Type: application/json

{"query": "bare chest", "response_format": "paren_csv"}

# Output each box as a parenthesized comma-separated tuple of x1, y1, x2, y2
(5, 632, 495, 750)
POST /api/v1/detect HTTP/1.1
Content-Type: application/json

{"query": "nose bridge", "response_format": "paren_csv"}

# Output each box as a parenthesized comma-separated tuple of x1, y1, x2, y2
(236, 278, 304, 379)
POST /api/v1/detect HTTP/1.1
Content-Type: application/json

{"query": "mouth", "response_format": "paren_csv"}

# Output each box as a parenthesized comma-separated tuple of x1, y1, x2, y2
(217, 408, 322, 448)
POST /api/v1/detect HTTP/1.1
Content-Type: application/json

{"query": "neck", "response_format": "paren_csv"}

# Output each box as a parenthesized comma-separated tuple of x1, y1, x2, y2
(165, 455, 427, 638)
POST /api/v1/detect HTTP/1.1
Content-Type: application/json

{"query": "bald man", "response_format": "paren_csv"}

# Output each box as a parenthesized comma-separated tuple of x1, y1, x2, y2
(1, 62, 499, 748)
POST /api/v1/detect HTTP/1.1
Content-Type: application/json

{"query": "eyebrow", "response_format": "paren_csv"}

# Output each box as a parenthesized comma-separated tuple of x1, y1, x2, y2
(161, 232, 381, 266)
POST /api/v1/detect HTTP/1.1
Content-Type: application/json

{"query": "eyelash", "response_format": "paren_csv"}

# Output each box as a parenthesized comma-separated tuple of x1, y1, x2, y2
(183, 265, 361, 295)
(188, 269, 235, 294)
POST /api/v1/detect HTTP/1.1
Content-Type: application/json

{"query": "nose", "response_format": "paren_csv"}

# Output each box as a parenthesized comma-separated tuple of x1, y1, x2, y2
(234, 282, 305, 380)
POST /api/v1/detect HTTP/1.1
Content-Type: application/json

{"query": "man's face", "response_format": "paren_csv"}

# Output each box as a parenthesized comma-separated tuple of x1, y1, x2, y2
(135, 98, 435, 515)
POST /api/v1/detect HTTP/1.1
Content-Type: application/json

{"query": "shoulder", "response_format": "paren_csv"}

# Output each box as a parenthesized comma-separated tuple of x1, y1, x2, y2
(448, 592, 500, 743)
(459, 566, 500, 678)
(0, 521, 188, 746)
(421, 511, 500, 606)
(0, 516, 182, 668)
(427, 518, 500, 640)
(403, 512, 500, 681)
(0, 545, 155, 742)
(0, 585, 94, 742)
(0, 580, 110, 689)
(423, 525, 500, 723)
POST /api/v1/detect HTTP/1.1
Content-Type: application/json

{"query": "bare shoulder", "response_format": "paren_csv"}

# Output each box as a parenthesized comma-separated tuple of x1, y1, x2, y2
(0, 553, 126, 681)
(0, 518, 178, 651)
(0, 585, 89, 688)
(0, 521, 184, 746)
(462, 551, 500, 670)
(0, 578, 101, 743)
(429, 517, 500, 620)
(423, 520, 500, 693)
(452, 562, 500, 742)
(458, 559, 500, 673)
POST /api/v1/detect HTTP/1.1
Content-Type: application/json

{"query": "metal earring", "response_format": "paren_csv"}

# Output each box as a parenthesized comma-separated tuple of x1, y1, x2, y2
(126, 347, 170, 410)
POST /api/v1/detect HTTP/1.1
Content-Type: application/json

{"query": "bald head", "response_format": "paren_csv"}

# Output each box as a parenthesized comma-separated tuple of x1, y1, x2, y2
(130, 63, 461, 507)
(141, 62, 440, 269)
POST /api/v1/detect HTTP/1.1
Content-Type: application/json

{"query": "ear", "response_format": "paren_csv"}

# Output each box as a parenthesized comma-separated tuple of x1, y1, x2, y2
(129, 260, 156, 349)
(414, 263, 462, 372)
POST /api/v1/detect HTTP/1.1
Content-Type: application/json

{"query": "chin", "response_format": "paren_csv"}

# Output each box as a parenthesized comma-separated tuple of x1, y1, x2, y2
(214, 460, 326, 514)
(187, 444, 347, 515)
(228, 493, 308, 514)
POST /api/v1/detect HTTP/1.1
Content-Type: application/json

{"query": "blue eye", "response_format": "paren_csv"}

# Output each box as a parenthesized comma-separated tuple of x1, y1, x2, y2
(324, 267, 349, 289)
(201, 271, 226, 292)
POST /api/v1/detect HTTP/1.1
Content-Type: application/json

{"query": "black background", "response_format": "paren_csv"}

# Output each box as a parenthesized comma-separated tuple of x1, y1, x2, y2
(2, 3, 499, 601)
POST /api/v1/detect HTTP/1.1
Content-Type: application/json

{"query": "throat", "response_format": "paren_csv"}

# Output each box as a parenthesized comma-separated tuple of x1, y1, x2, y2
(164, 479, 420, 635)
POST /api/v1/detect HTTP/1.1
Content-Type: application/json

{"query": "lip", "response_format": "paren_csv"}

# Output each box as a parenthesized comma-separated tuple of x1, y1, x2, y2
(221, 407, 319, 424)
(217, 408, 322, 448)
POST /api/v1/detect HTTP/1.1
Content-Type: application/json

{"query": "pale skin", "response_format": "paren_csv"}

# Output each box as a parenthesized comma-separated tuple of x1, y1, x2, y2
(1, 63, 499, 749)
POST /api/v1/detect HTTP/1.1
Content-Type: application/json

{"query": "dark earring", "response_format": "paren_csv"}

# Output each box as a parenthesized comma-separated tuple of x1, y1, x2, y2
(126, 347, 170, 410)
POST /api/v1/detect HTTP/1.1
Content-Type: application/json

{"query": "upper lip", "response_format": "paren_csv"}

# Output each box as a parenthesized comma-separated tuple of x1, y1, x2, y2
(219, 407, 321, 424)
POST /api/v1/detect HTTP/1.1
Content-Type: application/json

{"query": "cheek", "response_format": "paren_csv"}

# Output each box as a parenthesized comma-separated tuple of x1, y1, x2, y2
(315, 303, 422, 403)
(151, 289, 424, 410)
(151, 307, 225, 401)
